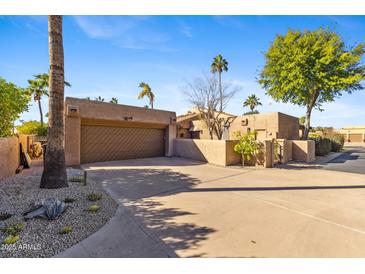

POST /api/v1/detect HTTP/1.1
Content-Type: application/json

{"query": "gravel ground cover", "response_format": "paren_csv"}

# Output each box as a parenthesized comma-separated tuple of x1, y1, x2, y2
(0, 169, 117, 258)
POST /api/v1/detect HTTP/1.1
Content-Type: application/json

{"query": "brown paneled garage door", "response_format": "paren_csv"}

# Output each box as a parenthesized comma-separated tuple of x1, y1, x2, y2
(80, 125, 165, 164)
(349, 134, 363, 143)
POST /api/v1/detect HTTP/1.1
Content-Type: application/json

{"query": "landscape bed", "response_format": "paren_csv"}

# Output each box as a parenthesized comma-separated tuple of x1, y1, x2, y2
(0, 169, 117, 258)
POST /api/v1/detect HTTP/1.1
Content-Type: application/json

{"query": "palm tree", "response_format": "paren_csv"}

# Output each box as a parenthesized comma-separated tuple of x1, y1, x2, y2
(211, 54, 228, 112)
(138, 82, 155, 109)
(40, 15, 68, 189)
(27, 73, 70, 127)
(27, 79, 48, 127)
(34, 73, 71, 88)
(243, 94, 262, 112)
(110, 97, 118, 104)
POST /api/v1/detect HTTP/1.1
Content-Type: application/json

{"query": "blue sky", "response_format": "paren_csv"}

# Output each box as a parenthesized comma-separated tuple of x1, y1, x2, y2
(1, 15, 365, 128)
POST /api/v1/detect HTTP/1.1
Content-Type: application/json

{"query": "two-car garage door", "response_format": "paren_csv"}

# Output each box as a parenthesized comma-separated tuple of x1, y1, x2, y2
(80, 125, 165, 164)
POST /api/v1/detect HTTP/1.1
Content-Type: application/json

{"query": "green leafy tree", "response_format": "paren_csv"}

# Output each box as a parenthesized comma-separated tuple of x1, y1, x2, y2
(95, 96, 104, 102)
(259, 28, 365, 139)
(138, 82, 155, 109)
(299, 116, 306, 126)
(211, 54, 228, 112)
(110, 97, 118, 104)
(233, 131, 261, 166)
(243, 94, 262, 112)
(0, 77, 30, 137)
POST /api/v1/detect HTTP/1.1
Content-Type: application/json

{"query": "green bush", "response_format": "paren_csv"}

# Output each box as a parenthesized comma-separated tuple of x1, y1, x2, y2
(64, 197, 76, 203)
(16, 120, 47, 136)
(59, 226, 73, 235)
(328, 135, 344, 152)
(87, 193, 102, 202)
(89, 205, 101, 213)
(311, 137, 332, 156)
(1, 222, 25, 236)
(2, 235, 20, 245)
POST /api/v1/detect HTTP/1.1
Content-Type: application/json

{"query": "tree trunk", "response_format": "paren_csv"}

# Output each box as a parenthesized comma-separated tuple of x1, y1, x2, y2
(241, 154, 245, 167)
(37, 98, 44, 127)
(150, 98, 153, 109)
(303, 105, 313, 140)
(219, 71, 222, 112)
(40, 15, 68, 189)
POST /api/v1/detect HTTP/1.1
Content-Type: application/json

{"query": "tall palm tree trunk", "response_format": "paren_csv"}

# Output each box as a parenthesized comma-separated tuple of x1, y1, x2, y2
(40, 15, 68, 189)
(37, 98, 44, 127)
(150, 98, 154, 109)
(219, 71, 222, 112)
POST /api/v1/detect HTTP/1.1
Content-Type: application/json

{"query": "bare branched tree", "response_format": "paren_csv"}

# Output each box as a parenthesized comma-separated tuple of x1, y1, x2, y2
(184, 73, 239, 140)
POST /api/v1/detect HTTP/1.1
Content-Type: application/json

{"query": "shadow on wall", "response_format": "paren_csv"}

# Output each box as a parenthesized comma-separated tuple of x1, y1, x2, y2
(90, 168, 215, 257)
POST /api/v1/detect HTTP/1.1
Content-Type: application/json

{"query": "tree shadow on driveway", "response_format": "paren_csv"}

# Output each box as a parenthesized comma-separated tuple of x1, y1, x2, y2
(87, 168, 215, 257)
(86, 164, 365, 257)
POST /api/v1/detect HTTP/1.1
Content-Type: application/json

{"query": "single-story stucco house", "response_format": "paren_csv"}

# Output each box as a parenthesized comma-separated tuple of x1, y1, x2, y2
(64, 97, 176, 166)
(177, 110, 299, 141)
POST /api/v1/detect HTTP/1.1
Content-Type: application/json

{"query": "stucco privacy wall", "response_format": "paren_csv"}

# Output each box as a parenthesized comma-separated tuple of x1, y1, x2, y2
(173, 139, 241, 166)
(0, 136, 19, 181)
(292, 140, 315, 163)
(65, 97, 176, 165)
(277, 139, 293, 164)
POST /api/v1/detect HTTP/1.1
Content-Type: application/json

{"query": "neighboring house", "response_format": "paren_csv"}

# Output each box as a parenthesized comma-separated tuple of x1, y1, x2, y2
(338, 126, 365, 143)
(177, 110, 236, 139)
(177, 110, 299, 141)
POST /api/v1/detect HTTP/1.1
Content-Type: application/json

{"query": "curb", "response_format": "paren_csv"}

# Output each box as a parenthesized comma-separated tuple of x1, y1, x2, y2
(312, 150, 349, 165)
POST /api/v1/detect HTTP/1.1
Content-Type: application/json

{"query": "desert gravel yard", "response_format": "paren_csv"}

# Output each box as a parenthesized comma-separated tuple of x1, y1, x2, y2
(0, 169, 117, 258)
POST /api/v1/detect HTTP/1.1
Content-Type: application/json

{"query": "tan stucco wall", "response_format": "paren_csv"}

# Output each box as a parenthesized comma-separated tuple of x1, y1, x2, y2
(65, 97, 176, 166)
(173, 139, 241, 166)
(277, 139, 293, 164)
(278, 113, 299, 140)
(292, 140, 315, 163)
(0, 136, 19, 181)
(230, 112, 299, 141)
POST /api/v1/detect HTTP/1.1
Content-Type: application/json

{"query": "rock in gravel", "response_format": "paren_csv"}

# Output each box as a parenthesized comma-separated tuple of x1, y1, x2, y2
(0, 169, 117, 258)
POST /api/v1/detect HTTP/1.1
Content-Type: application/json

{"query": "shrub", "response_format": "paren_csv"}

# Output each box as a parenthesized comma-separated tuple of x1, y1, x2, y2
(16, 120, 47, 136)
(0, 212, 12, 221)
(64, 197, 76, 203)
(243, 110, 259, 115)
(2, 235, 20, 245)
(233, 131, 262, 165)
(1, 222, 25, 236)
(87, 193, 102, 202)
(59, 226, 73, 235)
(89, 205, 101, 213)
(329, 134, 345, 152)
(311, 137, 332, 156)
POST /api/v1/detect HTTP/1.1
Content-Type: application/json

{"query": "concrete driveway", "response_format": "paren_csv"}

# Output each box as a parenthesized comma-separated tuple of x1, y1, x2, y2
(323, 146, 365, 174)
(78, 157, 365, 257)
